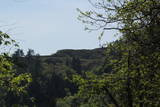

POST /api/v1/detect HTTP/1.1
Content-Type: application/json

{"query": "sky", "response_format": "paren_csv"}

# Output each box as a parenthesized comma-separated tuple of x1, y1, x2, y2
(0, 0, 118, 55)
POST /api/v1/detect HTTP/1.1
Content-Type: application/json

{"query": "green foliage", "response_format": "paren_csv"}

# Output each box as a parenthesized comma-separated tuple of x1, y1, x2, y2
(0, 31, 32, 107)
(3, 1, 160, 106)
(77, 0, 160, 107)
(73, 73, 108, 107)
(11, 47, 107, 107)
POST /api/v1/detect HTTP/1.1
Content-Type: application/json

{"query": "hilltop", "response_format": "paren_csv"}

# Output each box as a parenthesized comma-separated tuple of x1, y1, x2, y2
(39, 48, 106, 72)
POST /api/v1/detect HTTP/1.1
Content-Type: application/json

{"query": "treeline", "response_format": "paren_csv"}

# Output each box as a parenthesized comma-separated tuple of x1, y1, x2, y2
(9, 48, 106, 107)
(74, 0, 160, 107)
(0, 0, 160, 107)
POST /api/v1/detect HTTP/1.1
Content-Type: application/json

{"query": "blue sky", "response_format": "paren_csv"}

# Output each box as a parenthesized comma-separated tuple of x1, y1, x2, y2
(0, 0, 118, 55)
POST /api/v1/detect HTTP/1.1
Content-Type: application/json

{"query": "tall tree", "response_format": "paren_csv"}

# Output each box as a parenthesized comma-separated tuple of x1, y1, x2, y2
(0, 31, 32, 107)
(77, 0, 160, 106)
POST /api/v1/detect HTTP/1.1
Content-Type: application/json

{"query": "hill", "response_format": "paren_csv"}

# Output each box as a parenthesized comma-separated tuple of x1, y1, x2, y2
(40, 48, 106, 72)
(11, 48, 106, 106)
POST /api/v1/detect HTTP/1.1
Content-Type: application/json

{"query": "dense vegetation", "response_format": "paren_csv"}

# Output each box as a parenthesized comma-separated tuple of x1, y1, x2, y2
(10, 48, 106, 107)
(0, 31, 31, 107)
(0, 0, 160, 106)
(76, 0, 160, 106)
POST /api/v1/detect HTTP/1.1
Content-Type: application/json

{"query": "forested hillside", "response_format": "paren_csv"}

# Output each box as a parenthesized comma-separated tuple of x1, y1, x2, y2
(0, 0, 160, 107)
(10, 48, 106, 107)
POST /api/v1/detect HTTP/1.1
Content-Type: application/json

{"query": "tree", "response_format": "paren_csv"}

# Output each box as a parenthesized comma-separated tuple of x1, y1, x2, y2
(0, 31, 32, 107)
(71, 57, 82, 75)
(12, 49, 24, 58)
(26, 49, 35, 57)
(77, 0, 160, 106)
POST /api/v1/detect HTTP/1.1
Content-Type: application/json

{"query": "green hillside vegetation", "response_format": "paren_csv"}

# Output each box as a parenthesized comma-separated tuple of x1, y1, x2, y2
(0, 0, 160, 107)
(10, 48, 107, 107)
(43, 48, 106, 70)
